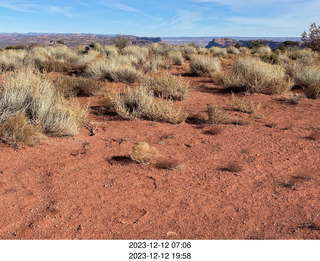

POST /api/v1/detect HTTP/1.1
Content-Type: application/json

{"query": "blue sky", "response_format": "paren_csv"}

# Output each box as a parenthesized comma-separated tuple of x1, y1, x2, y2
(0, 0, 318, 37)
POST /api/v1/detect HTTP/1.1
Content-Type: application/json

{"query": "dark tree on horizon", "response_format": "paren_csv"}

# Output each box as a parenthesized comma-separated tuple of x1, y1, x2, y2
(302, 22, 320, 52)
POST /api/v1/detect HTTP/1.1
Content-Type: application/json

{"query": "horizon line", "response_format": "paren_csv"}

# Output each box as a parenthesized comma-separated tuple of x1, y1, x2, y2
(0, 32, 302, 39)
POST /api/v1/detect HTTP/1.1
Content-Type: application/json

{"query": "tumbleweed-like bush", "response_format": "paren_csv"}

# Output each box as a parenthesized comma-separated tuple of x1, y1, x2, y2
(223, 58, 293, 94)
(0, 68, 87, 140)
(130, 141, 159, 164)
(190, 56, 221, 76)
(294, 65, 320, 98)
(112, 86, 187, 124)
(141, 73, 189, 100)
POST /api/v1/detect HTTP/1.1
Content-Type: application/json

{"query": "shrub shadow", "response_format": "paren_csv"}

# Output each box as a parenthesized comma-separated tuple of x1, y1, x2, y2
(107, 156, 134, 165)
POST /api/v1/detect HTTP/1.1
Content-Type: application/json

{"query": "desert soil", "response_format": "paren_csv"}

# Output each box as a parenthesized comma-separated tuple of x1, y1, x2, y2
(0, 70, 319, 239)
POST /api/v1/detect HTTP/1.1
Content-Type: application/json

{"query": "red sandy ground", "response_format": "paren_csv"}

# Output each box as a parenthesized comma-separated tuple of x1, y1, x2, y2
(0, 70, 319, 240)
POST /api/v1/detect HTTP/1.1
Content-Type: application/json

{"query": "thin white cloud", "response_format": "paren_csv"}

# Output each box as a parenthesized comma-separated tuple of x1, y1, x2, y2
(0, 1, 75, 17)
(194, 0, 296, 7)
(93, 0, 150, 17)
(47, 6, 74, 17)
(170, 9, 202, 26)
(0, 0, 35, 12)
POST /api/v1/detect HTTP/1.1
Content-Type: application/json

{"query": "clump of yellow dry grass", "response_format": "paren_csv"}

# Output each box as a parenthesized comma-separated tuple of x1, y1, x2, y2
(207, 104, 230, 124)
(0, 112, 46, 147)
(189, 56, 221, 76)
(54, 75, 104, 97)
(294, 65, 320, 99)
(223, 58, 293, 94)
(112, 86, 187, 124)
(130, 142, 159, 164)
(225, 93, 260, 114)
(0, 68, 87, 146)
(141, 73, 189, 101)
(85, 58, 142, 83)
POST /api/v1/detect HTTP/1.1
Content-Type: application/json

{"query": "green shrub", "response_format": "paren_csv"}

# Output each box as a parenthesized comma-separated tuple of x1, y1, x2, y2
(112, 34, 131, 51)
(301, 22, 320, 52)
(260, 53, 279, 64)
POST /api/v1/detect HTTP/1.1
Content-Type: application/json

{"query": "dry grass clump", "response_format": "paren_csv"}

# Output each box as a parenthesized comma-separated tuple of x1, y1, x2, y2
(85, 58, 141, 83)
(33, 56, 70, 72)
(98, 86, 118, 110)
(294, 65, 320, 99)
(207, 104, 230, 124)
(239, 47, 251, 55)
(223, 58, 293, 94)
(142, 56, 166, 73)
(108, 65, 142, 83)
(0, 50, 26, 72)
(130, 141, 159, 164)
(27, 46, 78, 72)
(85, 59, 112, 78)
(0, 68, 87, 139)
(255, 46, 272, 55)
(294, 65, 320, 86)
(209, 47, 227, 56)
(198, 48, 210, 55)
(189, 56, 221, 76)
(102, 45, 119, 57)
(0, 112, 45, 147)
(180, 45, 197, 60)
(141, 73, 189, 100)
(112, 86, 187, 124)
(156, 159, 181, 170)
(167, 51, 184, 65)
(122, 46, 148, 63)
(286, 48, 315, 61)
(54, 75, 104, 97)
(227, 46, 240, 55)
(225, 93, 260, 114)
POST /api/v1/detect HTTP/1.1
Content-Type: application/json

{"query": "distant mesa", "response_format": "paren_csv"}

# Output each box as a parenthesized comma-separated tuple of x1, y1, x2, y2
(133, 37, 162, 45)
(0, 33, 163, 48)
(205, 38, 300, 49)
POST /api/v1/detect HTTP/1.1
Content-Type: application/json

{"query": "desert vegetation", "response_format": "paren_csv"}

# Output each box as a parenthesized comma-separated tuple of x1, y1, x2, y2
(0, 32, 320, 241)
(0, 38, 318, 148)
